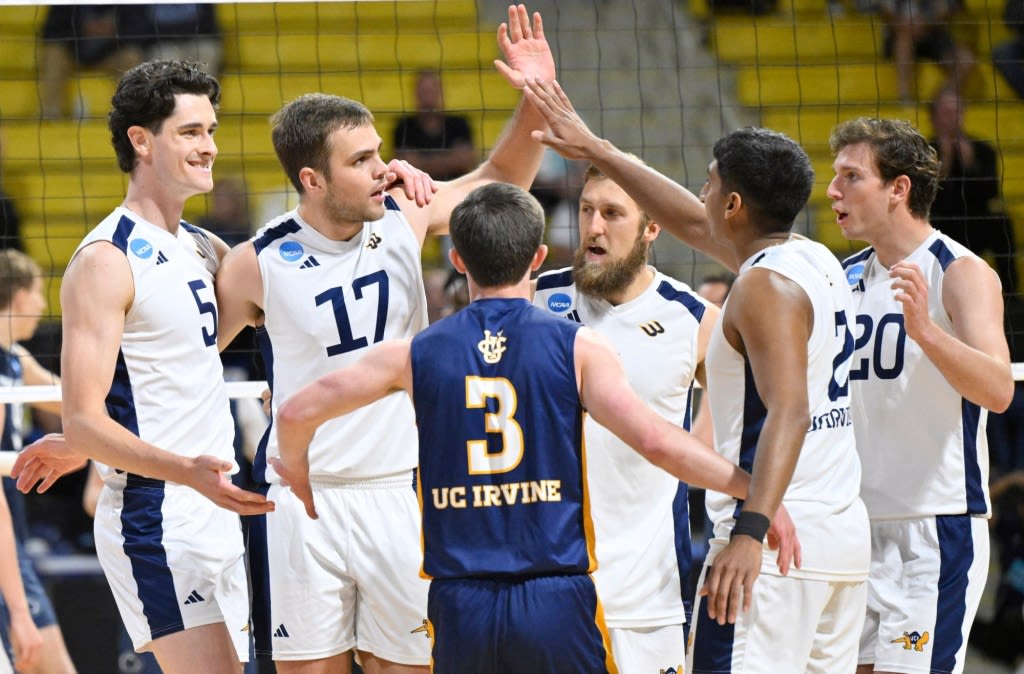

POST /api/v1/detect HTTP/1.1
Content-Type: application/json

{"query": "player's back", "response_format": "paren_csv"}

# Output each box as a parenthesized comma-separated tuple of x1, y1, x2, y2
(410, 298, 589, 580)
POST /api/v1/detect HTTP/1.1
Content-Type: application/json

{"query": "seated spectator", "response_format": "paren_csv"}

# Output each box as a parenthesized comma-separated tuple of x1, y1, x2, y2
(38, 5, 146, 119)
(993, 0, 1024, 99)
(194, 176, 252, 247)
(140, 4, 222, 78)
(929, 86, 1018, 296)
(872, 0, 975, 102)
(392, 69, 476, 182)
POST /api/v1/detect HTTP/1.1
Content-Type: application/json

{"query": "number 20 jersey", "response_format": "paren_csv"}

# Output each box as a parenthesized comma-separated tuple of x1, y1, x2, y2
(254, 197, 427, 482)
(842, 231, 991, 519)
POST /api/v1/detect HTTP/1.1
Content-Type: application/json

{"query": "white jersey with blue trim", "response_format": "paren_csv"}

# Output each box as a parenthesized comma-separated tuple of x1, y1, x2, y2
(706, 238, 869, 580)
(534, 266, 706, 628)
(74, 207, 236, 483)
(842, 230, 991, 519)
(254, 198, 426, 482)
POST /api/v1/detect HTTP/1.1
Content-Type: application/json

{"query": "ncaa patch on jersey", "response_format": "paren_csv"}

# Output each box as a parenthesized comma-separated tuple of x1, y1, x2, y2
(547, 292, 572, 313)
(846, 262, 865, 287)
(279, 241, 304, 262)
(130, 238, 153, 259)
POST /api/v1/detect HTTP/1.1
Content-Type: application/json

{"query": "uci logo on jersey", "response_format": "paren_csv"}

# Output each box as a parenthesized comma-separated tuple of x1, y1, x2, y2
(280, 241, 304, 262)
(547, 292, 572, 313)
(130, 238, 153, 259)
(846, 262, 865, 287)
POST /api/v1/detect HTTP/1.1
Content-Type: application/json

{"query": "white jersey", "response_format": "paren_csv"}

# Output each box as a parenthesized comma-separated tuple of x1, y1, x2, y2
(74, 207, 236, 482)
(254, 197, 426, 482)
(705, 239, 869, 580)
(842, 231, 991, 519)
(534, 266, 707, 628)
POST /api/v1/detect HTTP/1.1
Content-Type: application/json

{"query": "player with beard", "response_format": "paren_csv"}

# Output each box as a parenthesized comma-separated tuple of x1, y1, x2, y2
(532, 162, 723, 673)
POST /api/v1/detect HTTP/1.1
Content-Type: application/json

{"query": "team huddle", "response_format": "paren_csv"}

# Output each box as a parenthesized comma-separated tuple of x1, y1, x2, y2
(7, 3, 1013, 674)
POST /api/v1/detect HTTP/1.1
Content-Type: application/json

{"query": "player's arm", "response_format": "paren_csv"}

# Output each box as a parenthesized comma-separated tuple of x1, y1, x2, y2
(576, 326, 748, 498)
(0, 489, 41, 672)
(11, 344, 60, 415)
(396, 4, 553, 243)
(891, 257, 1013, 412)
(690, 302, 720, 448)
(698, 269, 812, 623)
(214, 241, 264, 351)
(274, 338, 414, 519)
(58, 243, 272, 515)
(523, 78, 737, 269)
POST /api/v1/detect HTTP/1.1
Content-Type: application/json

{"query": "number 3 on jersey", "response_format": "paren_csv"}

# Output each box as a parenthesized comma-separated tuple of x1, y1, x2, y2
(465, 376, 524, 475)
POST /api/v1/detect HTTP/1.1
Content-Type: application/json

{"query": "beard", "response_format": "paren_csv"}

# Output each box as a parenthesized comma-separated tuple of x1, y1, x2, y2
(572, 233, 650, 300)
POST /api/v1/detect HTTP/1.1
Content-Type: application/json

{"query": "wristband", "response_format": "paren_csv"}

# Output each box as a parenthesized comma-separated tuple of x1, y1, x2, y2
(730, 510, 771, 543)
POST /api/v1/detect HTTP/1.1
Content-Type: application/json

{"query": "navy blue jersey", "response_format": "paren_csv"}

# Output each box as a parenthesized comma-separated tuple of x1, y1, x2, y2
(411, 298, 590, 579)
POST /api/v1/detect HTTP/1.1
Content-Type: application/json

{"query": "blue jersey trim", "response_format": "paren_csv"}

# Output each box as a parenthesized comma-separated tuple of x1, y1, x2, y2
(961, 400, 986, 514)
(121, 475, 182, 641)
(179, 220, 206, 238)
(253, 219, 302, 256)
(106, 349, 140, 436)
(111, 214, 137, 254)
(656, 280, 706, 323)
(384, 194, 401, 211)
(252, 326, 275, 484)
(933, 515, 974, 672)
(841, 246, 874, 270)
(536, 269, 574, 292)
(928, 238, 956, 272)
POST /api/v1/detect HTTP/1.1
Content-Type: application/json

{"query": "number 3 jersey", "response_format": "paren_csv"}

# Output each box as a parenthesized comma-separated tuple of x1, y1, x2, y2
(410, 298, 588, 580)
(706, 238, 869, 580)
(254, 197, 427, 482)
(842, 230, 991, 520)
(74, 207, 236, 477)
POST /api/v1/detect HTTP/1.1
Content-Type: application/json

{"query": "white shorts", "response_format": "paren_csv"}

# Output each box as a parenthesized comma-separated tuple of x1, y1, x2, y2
(0, 646, 10, 674)
(93, 476, 249, 658)
(858, 515, 989, 674)
(688, 568, 866, 674)
(608, 624, 687, 674)
(258, 474, 430, 664)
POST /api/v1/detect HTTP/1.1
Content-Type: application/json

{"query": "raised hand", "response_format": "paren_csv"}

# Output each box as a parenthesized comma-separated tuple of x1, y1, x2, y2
(495, 4, 555, 89)
(523, 78, 602, 161)
(386, 158, 438, 207)
(185, 455, 275, 516)
(11, 433, 87, 494)
(889, 261, 933, 343)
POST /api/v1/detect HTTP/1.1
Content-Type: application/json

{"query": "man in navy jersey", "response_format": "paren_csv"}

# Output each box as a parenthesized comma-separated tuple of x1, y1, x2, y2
(271, 182, 798, 674)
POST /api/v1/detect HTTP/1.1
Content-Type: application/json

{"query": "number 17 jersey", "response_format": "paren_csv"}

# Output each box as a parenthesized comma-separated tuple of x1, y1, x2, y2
(254, 197, 427, 483)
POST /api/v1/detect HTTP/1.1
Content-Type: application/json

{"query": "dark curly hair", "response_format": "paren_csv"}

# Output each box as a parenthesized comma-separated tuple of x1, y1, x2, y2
(108, 60, 220, 174)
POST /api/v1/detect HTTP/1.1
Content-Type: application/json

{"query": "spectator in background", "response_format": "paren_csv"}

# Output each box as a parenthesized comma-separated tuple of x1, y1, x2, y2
(929, 86, 1018, 296)
(531, 148, 586, 268)
(393, 69, 476, 182)
(993, 0, 1024, 99)
(0, 250, 75, 674)
(38, 5, 146, 119)
(141, 4, 223, 78)
(195, 177, 252, 247)
(873, 0, 975, 103)
(0, 132, 21, 252)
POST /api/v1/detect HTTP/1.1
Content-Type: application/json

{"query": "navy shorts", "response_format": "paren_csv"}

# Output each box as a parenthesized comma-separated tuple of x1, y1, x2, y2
(428, 573, 615, 674)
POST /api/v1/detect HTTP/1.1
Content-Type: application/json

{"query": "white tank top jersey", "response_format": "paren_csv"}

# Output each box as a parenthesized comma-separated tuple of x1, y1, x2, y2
(534, 267, 707, 628)
(254, 197, 427, 482)
(705, 238, 869, 580)
(74, 207, 236, 482)
(842, 230, 991, 520)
